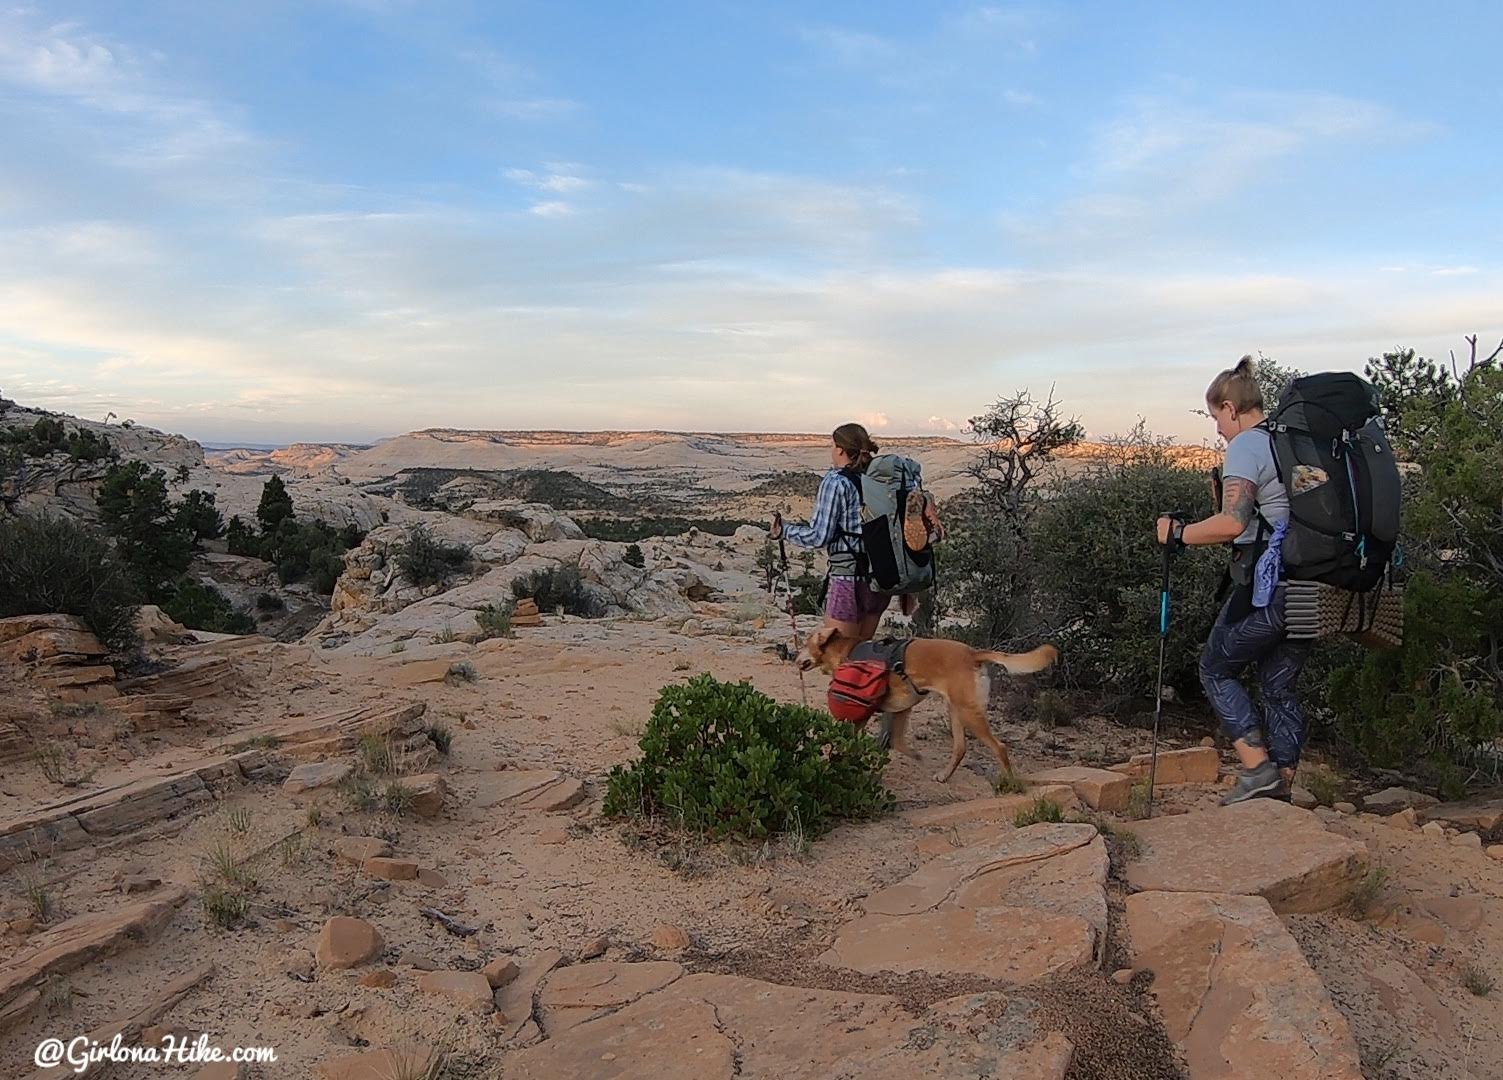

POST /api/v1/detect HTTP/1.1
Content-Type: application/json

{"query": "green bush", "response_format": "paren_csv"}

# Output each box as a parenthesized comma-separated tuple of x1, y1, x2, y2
(1329, 361, 1502, 765)
(224, 515, 258, 556)
(160, 579, 255, 635)
(1028, 429, 1224, 700)
(255, 592, 284, 612)
(604, 675, 893, 839)
(623, 543, 646, 569)
(474, 602, 512, 640)
(510, 564, 605, 617)
(0, 514, 141, 651)
(96, 460, 193, 595)
(395, 525, 471, 586)
(174, 488, 223, 541)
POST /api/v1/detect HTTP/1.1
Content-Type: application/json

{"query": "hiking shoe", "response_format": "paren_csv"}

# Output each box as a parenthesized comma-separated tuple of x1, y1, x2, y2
(1220, 761, 1283, 806)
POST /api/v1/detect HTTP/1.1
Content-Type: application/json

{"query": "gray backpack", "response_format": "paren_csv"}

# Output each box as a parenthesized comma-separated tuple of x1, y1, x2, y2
(839, 455, 935, 596)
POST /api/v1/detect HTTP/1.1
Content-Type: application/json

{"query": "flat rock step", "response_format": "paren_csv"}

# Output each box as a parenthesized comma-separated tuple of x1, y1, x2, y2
(0, 887, 192, 1033)
(508, 969, 1074, 1079)
(471, 770, 586, 813)
(0, 750, 272, 873)
(822, 822, 1107, 983)
(219, 701, 428, 762)
(1127, 891, 1363, 1079)
(1125, 798, 1369, 914)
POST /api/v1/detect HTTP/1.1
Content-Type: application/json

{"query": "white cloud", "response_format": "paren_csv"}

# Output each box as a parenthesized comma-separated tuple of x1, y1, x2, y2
(528, 200, 574, 218)
(506, 167, 591, 193)
(859, 412, 891, 429)
(488, 97, 580, 120)
(798, 26, 898, 65)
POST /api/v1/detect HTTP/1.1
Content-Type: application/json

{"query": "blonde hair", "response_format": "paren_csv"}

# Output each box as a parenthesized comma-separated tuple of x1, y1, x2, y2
(833, 422, 879, 472)
(1205, 355, 1264, 414)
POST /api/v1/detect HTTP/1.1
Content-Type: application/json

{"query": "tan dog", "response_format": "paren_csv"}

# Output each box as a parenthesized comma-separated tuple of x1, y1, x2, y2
(796, 628, 1058, 783)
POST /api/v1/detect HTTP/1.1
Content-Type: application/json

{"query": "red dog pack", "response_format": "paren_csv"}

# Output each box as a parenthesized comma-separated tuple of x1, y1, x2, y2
(827, 660, 888, 723)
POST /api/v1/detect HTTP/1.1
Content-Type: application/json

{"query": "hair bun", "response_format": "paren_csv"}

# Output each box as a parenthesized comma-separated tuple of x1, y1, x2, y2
(1235, 355, 1256, 377)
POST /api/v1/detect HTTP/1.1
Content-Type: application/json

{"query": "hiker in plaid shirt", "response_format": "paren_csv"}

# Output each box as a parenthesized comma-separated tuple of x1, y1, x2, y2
(771, 423, 894, 642)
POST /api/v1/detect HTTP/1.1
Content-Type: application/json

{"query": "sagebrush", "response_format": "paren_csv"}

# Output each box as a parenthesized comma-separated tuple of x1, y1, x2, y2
(511, 564, 605, 617)
(603, 675, 893, 840)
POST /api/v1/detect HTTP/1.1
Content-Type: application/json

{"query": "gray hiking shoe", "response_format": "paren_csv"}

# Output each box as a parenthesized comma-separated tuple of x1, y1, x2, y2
(1220, 761, 1283, 806)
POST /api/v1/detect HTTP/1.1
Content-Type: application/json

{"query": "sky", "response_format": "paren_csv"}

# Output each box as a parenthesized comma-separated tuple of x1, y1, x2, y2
(1, 2, 1500, 445)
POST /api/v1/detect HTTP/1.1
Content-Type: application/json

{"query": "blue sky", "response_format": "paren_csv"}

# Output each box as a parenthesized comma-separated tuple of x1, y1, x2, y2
(1, 2, 1499, 444)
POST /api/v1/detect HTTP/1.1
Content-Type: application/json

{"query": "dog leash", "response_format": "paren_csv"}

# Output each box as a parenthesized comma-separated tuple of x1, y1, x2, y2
(777, 533, 810, 708)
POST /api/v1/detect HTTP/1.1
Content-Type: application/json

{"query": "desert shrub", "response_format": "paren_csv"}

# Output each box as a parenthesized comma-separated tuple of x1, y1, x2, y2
(65, 427, 112, 462)
(174, 488, 223, 541)
(1028, 425, 1224, 699)
(1329, 359, 1502, 765)
(474, 602, 512, 640)
(623, 543, 646, 569)
(160, 579, 255, 635)
(255, 592, 284, 612)
(1013, 796, 1065, 827)
(510, 564, 605, 617)
(224, 515, 257, 556)
(603, 675, 893, 840)
(395, 524, 471, 586)
(0, 514, 141, 651)
(96, 460, 194, 595)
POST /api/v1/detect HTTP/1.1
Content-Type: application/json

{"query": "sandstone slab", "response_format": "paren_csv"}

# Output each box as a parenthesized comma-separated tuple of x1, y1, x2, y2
(493, 948, 563, 1041)
(472, 769, 584, 813)
(1362, 787, 1439, 815)
(283, 760, 355, 797)
(1127, 891, 1363, 1079)
(1126, 799, 1369, 913)
(394, 773, 446, 818)
(537, 961, 684, 1034)
(1420, 796, 1503, 837)
(316, 917, 384, 969)
(1118, 747, 1219, 785)
(822, 823, 1104, 982)
(1026, 766, 1132, 812)
(0, 887, 191, 1032)
(363, 857, 418, 881)
(902, 785, 1078, 829)
(334, 837, 392, 865)
(509, 971, 1072, 1079)
(482, 957, 520, 988)
(418, 970, 494, 1013)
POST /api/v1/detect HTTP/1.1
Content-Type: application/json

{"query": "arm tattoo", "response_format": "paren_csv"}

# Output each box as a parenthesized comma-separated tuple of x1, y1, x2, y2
(1222, 477, 1257, 528)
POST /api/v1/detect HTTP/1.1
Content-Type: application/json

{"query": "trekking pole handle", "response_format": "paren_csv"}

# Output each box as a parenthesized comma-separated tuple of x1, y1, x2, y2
(1158, 512, 1185, 637)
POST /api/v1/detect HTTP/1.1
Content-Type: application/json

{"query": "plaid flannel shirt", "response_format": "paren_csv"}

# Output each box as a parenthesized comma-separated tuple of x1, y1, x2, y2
(783, 469, 862, 575)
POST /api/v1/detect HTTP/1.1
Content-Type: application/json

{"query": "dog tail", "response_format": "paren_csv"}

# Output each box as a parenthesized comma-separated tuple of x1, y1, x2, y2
(974, 644, 1058, 675)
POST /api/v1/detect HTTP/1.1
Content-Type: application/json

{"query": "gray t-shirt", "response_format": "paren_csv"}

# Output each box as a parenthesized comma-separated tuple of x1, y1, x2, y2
(1223, 429, 1289, 545)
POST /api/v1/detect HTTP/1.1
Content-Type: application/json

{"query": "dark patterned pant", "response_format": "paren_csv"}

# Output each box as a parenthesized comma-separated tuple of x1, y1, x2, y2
(1199, 584, 1314, 769)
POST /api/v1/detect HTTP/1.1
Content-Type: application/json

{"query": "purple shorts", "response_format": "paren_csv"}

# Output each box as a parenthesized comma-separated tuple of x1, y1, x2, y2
(825, 576, 891, 623)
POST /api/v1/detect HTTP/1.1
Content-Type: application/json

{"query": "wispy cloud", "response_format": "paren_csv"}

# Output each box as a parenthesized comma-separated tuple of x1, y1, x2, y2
(488, 97, 581, 120)
(506, 167, 591, 193)
(798, 25, 898, 65)
(528, 200, 575, 218)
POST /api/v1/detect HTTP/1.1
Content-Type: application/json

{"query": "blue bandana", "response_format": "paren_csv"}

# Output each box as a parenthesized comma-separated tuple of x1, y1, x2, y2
(1253, 519, 1288, 608)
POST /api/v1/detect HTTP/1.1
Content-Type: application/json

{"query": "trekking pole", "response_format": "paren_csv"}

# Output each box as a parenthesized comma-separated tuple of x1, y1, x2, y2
(1147, 513, 1184, 820)
(774, 518, 809, 708)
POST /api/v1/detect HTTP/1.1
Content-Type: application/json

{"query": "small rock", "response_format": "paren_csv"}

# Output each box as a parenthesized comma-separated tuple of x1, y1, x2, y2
(482, 957, 520, 988)
(358, 969, 397, 989)
(460, 846, 483, 858)
(273, 919, 299, 933)
(1486, 845, 1503, 862)
(283, 760, 355, 798)
(10, 917, 36, 936)
(1111, 968, 1135, 985)
(282, 951, 316, 980)
(362, 857, 419, 881)
(418, 970, 495, 1014)
(1334, 802, 1357, 815)
(399, 952, 441, 971)
(1422, 822, 1446, 839)
(417, 868, 449, 889)
(1453, 831, 1483, 851)
(394, 773, 447, 818)
(1289, 786, 1318, 810)
(579, 935, 609, 960)
(141, 1025, 174, 1046)
(1199, 736, 1215, 748)
(1389, 807, 1419, 831)
(537, 828, 569, 846)
(334, 837, 393, 865)
(649, 924, 690, 952)
(316, 917, 384, 969)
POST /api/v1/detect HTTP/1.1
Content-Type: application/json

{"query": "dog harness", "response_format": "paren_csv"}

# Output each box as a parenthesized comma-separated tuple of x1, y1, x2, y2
(827, 637, 924, 724)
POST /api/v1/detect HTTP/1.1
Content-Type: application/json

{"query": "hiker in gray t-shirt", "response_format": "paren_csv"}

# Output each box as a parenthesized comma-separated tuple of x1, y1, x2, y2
(1154, 357, 1313, 806)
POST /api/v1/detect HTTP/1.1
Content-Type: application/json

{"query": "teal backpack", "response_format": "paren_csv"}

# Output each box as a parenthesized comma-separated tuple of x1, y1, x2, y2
(838, 455, 935, 596)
